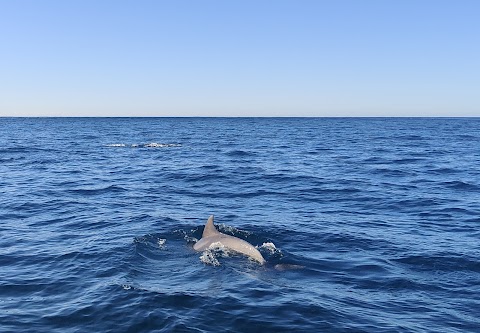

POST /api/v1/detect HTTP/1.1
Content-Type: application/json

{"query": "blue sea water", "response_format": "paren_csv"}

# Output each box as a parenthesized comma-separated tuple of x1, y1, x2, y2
(0, 117, 479, 332)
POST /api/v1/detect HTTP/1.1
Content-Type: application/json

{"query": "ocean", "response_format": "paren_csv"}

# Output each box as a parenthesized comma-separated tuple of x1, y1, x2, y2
(0, 117, 479, 332)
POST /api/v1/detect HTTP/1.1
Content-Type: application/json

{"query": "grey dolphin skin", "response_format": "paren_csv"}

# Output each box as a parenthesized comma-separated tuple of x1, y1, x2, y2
(193, 215, 266, 265)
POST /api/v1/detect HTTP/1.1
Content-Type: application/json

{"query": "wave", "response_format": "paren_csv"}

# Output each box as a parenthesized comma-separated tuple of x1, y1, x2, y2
(442, 180, 480, 191)
(67, 185, 127, 196)
(226, 149, 256, 157)
(393, 253, 480, 273)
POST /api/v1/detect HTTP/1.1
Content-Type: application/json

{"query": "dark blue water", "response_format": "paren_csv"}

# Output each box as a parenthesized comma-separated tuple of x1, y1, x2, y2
(1, 117, 479, 332)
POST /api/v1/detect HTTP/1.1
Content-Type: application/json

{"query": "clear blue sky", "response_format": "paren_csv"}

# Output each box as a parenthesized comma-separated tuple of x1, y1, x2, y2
(1, 0, 479, 116)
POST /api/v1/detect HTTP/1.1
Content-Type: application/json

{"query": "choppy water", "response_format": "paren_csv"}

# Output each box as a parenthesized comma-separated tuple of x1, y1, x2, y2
(1, 117, 479, 332)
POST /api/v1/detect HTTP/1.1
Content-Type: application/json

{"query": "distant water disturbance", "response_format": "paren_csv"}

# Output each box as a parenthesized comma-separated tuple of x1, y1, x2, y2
(1, 117, 479, 333)
(106, 142, 181, 148)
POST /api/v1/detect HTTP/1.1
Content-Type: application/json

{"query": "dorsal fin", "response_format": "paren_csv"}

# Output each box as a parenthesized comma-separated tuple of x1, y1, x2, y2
(202, 215, 220, 237)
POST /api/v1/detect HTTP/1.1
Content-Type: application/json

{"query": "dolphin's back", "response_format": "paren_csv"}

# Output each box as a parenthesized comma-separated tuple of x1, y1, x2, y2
(218, 234, 266, 264)
(194, 234, 265, 264)
(193, 216, 266, 264)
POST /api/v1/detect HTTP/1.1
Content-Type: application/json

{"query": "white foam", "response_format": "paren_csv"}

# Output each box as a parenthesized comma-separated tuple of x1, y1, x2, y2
(217, 223, 251, 236)
(173, 229, 197, 243)
(106, 143, 126, 147)
(143, 142, 181, 148)
(157, 238, 166, 249)
(185, 236, 198, 243)
(199, 242, 234, 266)
(199, 250, 220, 266)
(258, 242, 280, 254)
(106, 143, 181, 148)
(207, 241, 229, 253)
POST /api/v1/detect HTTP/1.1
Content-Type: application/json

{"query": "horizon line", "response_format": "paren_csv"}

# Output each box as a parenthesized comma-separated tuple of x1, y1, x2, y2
(1, 115, 479, 119)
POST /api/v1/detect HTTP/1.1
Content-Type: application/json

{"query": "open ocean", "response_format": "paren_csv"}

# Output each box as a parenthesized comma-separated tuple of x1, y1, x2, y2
(1, 117, 479, 332)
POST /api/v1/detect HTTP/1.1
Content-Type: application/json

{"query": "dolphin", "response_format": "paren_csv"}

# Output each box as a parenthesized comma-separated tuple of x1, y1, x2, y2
(193, 215, 266, 265)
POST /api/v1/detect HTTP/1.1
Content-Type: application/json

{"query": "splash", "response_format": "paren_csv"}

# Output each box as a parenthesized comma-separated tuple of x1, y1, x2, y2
(199, 250, 220, 266)
(105, 143, 127, 147)
(199, 242, 232, 266)
(143, 142, 181, 148)
(106, 142, 181, 148)
(216, 223, 252, 236)
(173, 229, 198, 244)
(207, 241, 231, 254)
(258, 242, 281, 255)
(158, 238, 166, 249)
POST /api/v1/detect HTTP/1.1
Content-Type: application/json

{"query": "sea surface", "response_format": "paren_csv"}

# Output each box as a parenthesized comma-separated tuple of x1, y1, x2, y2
(1, 117, 479, 332)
